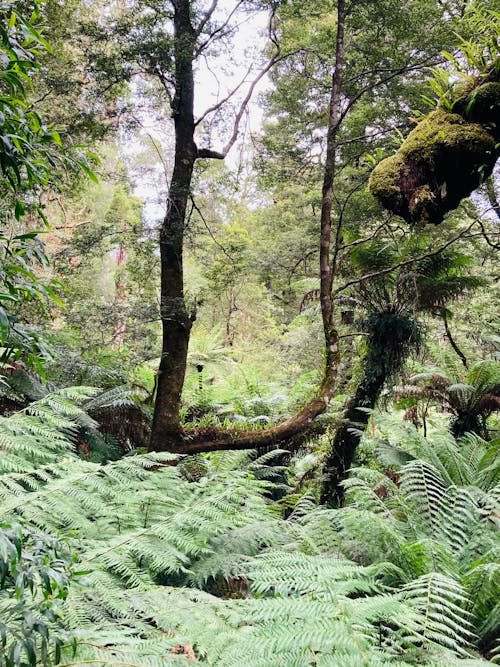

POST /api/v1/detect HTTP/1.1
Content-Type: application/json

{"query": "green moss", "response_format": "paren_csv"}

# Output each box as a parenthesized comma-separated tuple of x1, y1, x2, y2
(369, 70, 500, 225)
(368, 154, 404, 208)
(401, 109, 495, 159)
(453, 81, 500, 139)
(369, 108, 498, 225)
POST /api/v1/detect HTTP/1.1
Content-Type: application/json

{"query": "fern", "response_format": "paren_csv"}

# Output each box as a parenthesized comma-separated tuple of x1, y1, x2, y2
(400, 573, 475, 654)
(0, 390, 497, 665)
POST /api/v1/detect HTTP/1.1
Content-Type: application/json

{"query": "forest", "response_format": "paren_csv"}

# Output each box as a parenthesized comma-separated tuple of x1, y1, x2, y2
(0, 0, 499, 665)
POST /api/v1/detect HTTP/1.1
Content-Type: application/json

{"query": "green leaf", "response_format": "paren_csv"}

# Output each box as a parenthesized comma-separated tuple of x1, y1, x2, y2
(14, 200, 25, 221)
(0, 306, 10, 342)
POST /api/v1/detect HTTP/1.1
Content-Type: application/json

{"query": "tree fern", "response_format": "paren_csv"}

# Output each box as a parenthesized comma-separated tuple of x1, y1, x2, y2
(400, 573, 475, 654)
(0, 391, 497, 665)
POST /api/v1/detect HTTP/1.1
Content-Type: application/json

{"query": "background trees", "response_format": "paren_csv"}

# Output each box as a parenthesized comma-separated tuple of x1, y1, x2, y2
(0, 1, 96, 371)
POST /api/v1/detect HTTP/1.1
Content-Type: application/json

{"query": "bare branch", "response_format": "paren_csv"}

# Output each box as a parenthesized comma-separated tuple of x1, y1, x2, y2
(443, 311, 468, 369)
(194, 0, 245, 57)
(195, 63, 253, 127)
(196, 35, 283, 158)
(220, 56, 277, 156)
(338, 57, 437, 127)
(147, 133, 170, 181)
(331, 180, 367, 276)
(196, 148, 225, 159)
(195, 0, 219, 37)
(338, 222, 387, 253)
(338, 332, 369, 338)
(476, 217, 500, 250)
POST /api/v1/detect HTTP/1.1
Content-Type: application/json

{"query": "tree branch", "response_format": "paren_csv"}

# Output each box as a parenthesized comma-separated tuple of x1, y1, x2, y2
(195, 0, 219, 37)
(443, 311, 468, 369)
(172, 376, 336, 454)
(475, 218, 500, 250)
(196, 56, 281, 159)
(339, 57, 437, 127)
(195, 63, 253, 127)
(334, 222, 477, 296)
(189, 195, 235, 263)
(194, 0, 245, 56)
(221, 55, 278, 157)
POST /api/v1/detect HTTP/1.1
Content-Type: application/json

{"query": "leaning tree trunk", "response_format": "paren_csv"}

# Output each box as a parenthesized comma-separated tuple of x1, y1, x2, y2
(150, 0, 197, 451)
(321, 311, 421, 506)
(320, 355, 386, 506)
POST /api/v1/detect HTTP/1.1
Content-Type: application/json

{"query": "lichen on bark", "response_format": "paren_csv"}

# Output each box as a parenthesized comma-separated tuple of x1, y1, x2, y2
(369, 77, 500, 225)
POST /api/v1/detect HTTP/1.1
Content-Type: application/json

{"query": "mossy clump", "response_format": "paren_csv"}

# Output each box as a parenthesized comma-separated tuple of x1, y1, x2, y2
(452, 81, 500, 141)
(369, 108, 498, 225)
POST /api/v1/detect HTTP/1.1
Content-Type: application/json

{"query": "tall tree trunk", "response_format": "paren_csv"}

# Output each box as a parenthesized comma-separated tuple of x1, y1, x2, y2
(150, 0, 196, 450)
(316, 0, 346, 415)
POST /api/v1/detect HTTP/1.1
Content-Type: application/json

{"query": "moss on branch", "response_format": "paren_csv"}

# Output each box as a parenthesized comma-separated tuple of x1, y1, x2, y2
(369, 78, 500, 225)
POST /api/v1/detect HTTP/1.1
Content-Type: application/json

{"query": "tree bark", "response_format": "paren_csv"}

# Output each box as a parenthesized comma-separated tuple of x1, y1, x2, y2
(150, 0, 197, 450)
(320, 0, 345, 349)
(321, 309, 421, 505)
(320, 358, 386, 506)
(173, 373, 337, 454)
(443, 312, 468, 370)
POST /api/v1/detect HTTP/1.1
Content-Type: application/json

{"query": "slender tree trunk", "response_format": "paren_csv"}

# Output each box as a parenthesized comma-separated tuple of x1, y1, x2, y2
(150, 0, 196, 450)
(320, 0, 345, 357)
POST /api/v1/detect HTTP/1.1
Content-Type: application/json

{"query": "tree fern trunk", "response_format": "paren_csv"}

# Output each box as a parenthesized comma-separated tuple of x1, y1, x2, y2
(320, 354, 387, 506)
(321, 312, 421, 506)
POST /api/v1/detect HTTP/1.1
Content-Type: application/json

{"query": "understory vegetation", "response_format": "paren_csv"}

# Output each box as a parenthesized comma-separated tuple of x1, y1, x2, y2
(0, 0, 499, 665)
(0, 390, 498, 665)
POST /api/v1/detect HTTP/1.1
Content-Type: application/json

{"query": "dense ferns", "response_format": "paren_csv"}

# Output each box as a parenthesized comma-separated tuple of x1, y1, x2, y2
(0, 391, 498, 666)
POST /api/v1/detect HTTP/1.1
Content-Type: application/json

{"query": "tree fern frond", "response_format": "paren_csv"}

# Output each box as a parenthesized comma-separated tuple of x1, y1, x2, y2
(400, 573, 475, 655)
(463, 560, 500, 651)
(466, 360, 500, 395)
(400, 461, 449, 532)
(83, 385, 146, 412)
(242, 550, 388, 599)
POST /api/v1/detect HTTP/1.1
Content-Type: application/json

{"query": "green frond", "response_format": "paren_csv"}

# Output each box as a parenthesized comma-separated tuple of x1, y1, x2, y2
(467, 360, 500, 396)
(242, 550, 387, 599)
(463, 560, 500, 651)
(401, 573, 475, 654)
(83, 385, 145, 412)
(0, 386, 497, 665)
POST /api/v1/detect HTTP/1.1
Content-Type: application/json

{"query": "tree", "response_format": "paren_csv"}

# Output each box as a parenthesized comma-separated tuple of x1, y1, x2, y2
(81, 0, 283, 448)
(86, 0, 343, 452)
(0, 1, 94, 372)
(72, 0, 492, 458)
(147, 0, 282, 449)
(321, 244, 484, 505)
(252, 0, 498, 501)
(151, 0, 431, 451)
